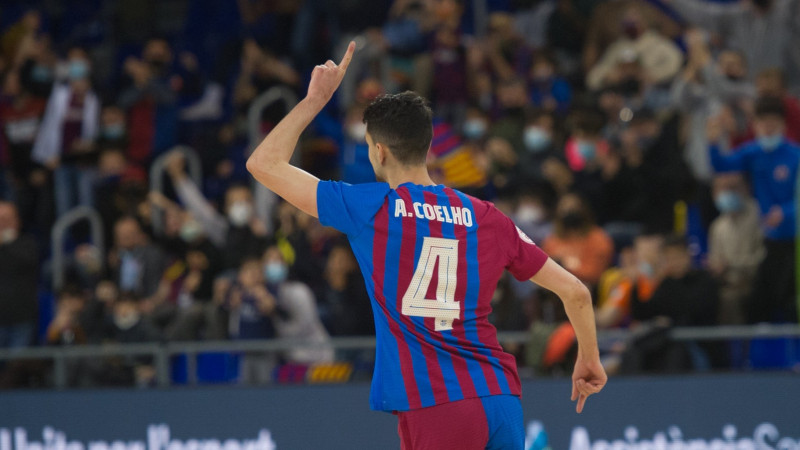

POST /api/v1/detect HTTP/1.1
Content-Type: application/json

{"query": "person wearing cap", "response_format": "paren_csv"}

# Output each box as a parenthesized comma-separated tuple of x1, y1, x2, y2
(708, 96, 800, 323)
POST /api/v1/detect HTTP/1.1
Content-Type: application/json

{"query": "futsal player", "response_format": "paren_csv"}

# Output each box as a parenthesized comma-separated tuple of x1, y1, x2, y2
(247, 41, 606, 450)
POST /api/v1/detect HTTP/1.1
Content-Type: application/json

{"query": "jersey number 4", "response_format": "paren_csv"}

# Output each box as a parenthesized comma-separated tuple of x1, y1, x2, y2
(401, 237, 460, 331)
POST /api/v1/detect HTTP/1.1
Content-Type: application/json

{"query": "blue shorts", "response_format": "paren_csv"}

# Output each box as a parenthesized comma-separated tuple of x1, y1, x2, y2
(397, 394, 524, 450)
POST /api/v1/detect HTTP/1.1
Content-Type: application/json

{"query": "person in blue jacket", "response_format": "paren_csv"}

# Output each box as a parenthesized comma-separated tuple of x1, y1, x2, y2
(708, 96, 800, 323)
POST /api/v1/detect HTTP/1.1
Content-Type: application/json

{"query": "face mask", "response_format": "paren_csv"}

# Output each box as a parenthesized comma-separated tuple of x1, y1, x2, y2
(32, 65, 52, 83)
(618, 78, 641, 97)
(638, 262, 654, 278)
(179, 220, 203, 242)
(0, 228, 18, 243)
(757, 134, 782, 152)
(622, 20, 642, 39)
(263, 262, 288, 284)
(149, 59, 168, 73)
(462, 119, 488, 140)
(714, 190, 743, 213)
(576, 140, 596, 161)
(560, 211, 588, 230)
(227, 201, 253, 227)
(113, 311, 140, 330)
(524, 127, 551, 152)
(103, 123, 126, 140)
(637, 135, 656, 151)
(68, 60, 90, 80)
(347, 123, 367, 142)
(516, 205, 544, 224)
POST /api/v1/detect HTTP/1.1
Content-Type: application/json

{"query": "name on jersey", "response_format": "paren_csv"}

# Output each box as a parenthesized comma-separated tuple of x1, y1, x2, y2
(393, 199, 474, 227)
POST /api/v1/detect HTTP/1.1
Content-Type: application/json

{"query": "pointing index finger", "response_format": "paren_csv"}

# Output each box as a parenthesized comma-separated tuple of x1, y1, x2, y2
(339, 41, 356, 72)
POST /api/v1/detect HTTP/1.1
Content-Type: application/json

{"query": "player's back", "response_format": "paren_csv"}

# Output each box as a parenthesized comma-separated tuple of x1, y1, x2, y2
(316, 181, 548, 412)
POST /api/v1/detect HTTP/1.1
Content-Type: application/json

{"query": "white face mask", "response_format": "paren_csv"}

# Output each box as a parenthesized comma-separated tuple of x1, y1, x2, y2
(516, 205, 544, 224)
(347, 123, 367, 142)
(227, 201, 253, 227)
(113, 311, 141, 330)
(0, 228, 18, 243)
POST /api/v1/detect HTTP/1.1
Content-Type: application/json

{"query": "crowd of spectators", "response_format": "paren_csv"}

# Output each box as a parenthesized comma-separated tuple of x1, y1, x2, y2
(0, 0, 799, 387)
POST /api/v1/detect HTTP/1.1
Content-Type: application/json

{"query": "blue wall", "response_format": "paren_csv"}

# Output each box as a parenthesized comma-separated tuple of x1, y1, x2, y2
(1, 374, 799, 449)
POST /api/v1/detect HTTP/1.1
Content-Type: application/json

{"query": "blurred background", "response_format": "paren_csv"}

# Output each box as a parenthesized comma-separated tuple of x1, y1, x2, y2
(0, 0, 799, 446)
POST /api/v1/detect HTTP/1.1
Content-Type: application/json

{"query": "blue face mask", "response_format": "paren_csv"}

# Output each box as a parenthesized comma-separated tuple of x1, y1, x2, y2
(524, 127, 551, 152)
(462, 119, 487, 140)
(103, 123, 126, 140)
(68, 60, 90, 80)
(32, 65, 53, 83)
(757, 134, 782, 152)
(577, 140, 596, 161)
(263, 262, 288, 284)
(714, 190, 743, 213)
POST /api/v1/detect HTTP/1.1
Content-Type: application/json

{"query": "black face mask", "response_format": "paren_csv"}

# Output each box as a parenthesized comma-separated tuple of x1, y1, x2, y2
(617, 78, 641, 97)
(504, 107, 525, 118)
(560, 211, 589, 230)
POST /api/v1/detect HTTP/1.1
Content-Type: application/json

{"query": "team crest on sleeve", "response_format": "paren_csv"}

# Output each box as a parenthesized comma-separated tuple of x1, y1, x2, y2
(516, 226, 534, 244)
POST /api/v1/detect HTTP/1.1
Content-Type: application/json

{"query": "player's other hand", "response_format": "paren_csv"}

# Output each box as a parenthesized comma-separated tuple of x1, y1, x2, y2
(307, 41, 355, 106)
(571, 354, 607, 413)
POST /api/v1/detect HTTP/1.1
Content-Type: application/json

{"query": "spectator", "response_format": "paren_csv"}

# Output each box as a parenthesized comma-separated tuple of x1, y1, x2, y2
(108, 216, 167, 301)
(45, 287, 88, 346)
(513, 109, 564, 191)
(32, 46, 99, 217)
(319, 243, 373, 337)
(96, 104, 129, 152)
(709, 97, 800, 323)
(562, 108, 610, 214)
(585, 4, 683, 92)
(0, 69, 49, 230)
(428, 6, 470, 126)
(119, 38, 180, 165)
(222, 257, 278, 384)
(166, 152, 268, 270)
(98, 292, 160, 387)
(595, 233, 660, 329)
(0, 201, 39, 348)
(527, 52, 572, 115)
(607, 108, 692, 234)
(670, 29, 756, 182)
(482, 12, 534, 82)
(668, 0, 799, 88)
(707, 173, 764, 325)
(542, 192, 614, 289)
(754, 68, 800, 144)
(627, 235, 720, 372)
(263, 245, 333, 364)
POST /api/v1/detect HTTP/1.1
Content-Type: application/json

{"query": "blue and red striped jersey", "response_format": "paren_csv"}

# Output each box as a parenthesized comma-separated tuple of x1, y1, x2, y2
(317, 180, 549, 412)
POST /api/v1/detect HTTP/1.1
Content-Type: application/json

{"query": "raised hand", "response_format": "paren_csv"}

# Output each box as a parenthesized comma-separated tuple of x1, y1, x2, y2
(307, 41, 355, 105)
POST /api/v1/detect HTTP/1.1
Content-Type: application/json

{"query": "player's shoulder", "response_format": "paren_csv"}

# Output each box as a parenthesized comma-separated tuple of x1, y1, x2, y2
(319, 180, 392, 200)
(442, 186, 509, 225)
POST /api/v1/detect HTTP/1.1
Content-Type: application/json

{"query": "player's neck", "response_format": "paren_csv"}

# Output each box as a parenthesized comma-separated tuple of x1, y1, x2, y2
(384, 166, 436, 189)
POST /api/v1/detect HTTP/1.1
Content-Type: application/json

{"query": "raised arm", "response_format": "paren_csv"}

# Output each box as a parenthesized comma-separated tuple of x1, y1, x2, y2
(530, 258, 607, 413)
(246, 42, 356, 218)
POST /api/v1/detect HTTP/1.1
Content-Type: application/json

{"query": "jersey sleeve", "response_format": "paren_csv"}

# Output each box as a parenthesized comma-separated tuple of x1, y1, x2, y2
(493, 208, 550, 281)
(317, 180, 392, 236)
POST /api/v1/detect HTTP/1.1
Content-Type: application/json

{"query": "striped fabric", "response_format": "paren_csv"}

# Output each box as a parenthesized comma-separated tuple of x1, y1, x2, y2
(317, 181, 549, 411)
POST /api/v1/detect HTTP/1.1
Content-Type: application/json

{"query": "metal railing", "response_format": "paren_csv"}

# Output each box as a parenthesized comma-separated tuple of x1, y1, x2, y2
(51, 206, 105, 291)
(246, 86, 299, 225)
(1, 325, 799, 389)
(149, 146, 203, 236)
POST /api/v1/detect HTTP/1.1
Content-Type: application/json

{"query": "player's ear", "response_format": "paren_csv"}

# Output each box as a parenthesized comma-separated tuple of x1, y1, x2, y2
(375, 142, 388, 165)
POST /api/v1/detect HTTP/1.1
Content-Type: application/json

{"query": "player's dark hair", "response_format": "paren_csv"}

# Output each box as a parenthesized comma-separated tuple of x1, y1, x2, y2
(755, 96, 785, 119)
(362, 91, 433, 166)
